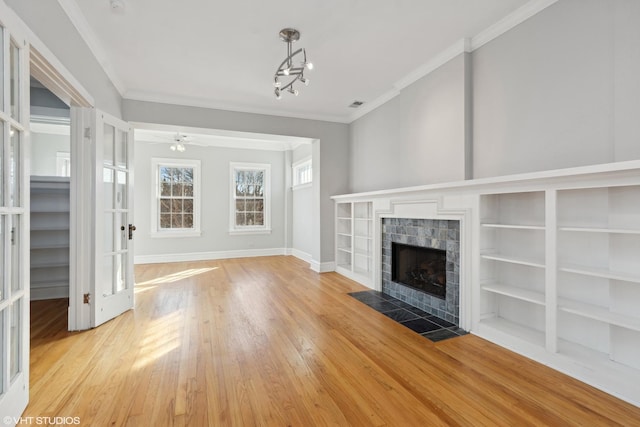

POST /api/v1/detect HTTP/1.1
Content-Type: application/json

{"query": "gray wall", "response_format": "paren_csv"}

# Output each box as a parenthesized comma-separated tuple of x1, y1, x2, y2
(7, 0, 122, 117)
(349, 54, 469, 192)
(348, 0, 640, 187)
(134, 142, 287, 257)
(473, 0, 640, 177)
(123, 100, 349, 264)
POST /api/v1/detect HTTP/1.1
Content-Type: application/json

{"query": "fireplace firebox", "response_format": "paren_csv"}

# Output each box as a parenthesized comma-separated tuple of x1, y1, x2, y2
(391, 242, 446, 299)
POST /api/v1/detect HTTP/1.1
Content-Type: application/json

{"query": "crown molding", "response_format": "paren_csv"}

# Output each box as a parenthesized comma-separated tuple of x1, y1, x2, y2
(347, 0, 559, 124)
(123, 90, 351, 124)
(56, 0, 127, 95)
(471, 0, 559, 50)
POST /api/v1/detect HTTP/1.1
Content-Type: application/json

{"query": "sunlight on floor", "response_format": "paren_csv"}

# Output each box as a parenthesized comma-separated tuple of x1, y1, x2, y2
(133, 310, 183, 370)
(135, 267, 218, 287)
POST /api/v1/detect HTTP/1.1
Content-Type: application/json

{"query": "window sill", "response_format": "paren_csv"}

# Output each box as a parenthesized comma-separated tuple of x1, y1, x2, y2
(228, 228, 272, 236)
(151, 230, 202, 238)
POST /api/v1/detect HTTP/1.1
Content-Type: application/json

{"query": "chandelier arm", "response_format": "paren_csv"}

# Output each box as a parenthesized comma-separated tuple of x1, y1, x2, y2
(274, 48, 304, 75)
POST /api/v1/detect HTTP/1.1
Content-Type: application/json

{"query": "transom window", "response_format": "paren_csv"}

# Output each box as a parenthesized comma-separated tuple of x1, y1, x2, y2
(292, 157, 312, 188)
(151, 158, 201, 237)
(230, 162, 271, 234)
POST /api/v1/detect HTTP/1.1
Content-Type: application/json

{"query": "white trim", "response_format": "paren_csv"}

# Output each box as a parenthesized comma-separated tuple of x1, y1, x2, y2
(291, 248, 312, 263)
(310, 260, 336, 273)
(229, 162, 271, 233)
(150, 157, 201, 236)
(134, 248, 286, 264)
(56, 0, 126, 95)
(348, 0, 559, 123)
(124, 90, 350, 124)
(471, 0, 559, 50)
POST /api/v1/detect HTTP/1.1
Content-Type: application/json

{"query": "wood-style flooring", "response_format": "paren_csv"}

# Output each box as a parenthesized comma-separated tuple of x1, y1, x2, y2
(24, 256, 640, 426)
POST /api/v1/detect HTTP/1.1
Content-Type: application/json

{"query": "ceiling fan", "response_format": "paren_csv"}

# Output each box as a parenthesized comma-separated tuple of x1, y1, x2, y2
(144, 132, 207, 152)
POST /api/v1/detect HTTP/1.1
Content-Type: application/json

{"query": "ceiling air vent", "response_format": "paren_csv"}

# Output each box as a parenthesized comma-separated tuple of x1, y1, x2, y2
(348, 101, 364, 108)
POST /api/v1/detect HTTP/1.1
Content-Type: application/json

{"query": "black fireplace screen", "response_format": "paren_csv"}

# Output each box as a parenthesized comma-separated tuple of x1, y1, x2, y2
(391, 242, 446, 299)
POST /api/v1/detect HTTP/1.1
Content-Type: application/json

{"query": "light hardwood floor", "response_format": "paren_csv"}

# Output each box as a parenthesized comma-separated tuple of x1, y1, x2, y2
(25, 256, 640, 426)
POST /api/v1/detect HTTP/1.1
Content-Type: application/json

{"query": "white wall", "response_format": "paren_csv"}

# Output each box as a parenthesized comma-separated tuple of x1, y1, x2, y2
(123, 100, 349, 267)
(291, 144, 313, 259)
(134, 142, 287, 260)
(349, 54, 470, 192)
(31, 132, 69, 176)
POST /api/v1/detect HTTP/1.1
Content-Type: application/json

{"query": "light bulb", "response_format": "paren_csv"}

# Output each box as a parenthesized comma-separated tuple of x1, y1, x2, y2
(177, 144, 186, 152)
(305, 62, 314, 70)
(273, 78, 281, 88)
(283, 67, 290, 76)
(274, 88, 281, 100)
(301, 77, 310, 86)
(289, 87, 299, 96)
(170, 144, 177, 151)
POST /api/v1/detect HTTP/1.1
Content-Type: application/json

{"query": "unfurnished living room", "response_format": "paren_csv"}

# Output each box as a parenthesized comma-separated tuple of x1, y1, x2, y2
(1, 0, 640, 425)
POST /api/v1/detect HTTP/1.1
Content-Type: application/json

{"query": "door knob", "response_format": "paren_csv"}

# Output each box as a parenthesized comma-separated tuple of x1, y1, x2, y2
(128, 224, 136, 240)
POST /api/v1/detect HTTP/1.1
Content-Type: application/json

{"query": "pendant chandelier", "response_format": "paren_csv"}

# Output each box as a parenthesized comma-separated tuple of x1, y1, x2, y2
(273, 28, 313, 99)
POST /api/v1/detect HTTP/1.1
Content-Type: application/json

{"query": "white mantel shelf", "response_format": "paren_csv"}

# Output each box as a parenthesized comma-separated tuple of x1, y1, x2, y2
(332, 160, 640, 408)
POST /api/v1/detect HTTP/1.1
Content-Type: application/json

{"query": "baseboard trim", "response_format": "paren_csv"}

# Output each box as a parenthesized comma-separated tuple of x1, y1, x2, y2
(290, 248, 312, 263)
(310, 260, 336, 273)
(134, 248, 287, 265)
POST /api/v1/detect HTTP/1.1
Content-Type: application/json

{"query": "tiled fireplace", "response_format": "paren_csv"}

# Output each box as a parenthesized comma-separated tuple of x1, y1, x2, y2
(382, 218, 460, 325)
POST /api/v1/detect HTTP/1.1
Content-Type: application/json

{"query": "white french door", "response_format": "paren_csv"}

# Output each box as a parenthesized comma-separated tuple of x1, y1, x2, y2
(93, 111, 135, 327)
(0, 22, 30, 423)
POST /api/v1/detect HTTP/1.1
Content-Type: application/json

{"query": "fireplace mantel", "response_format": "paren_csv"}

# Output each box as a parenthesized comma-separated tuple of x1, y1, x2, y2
(332, 160, 640, 407)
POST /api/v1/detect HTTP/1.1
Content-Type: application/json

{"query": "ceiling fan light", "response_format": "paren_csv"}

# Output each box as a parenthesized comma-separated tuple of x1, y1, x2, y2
(300, 77, 310, 86)
(288, 87, 299, 96)
(305, 62, 314, 70)
(275, 88, 282, 100)
(273, 79, 281, 88)
(283, 67, 290, 76)
(170, 144, 177, 151)
(177, 143, 186, 152)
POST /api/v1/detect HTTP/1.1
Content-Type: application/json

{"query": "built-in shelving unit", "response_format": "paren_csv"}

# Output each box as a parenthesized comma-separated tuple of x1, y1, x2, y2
(332, 160, 640, 405)
(30, 177, 70, 300)
(335, 201, 373, 286)
(478, 191, 547, 349)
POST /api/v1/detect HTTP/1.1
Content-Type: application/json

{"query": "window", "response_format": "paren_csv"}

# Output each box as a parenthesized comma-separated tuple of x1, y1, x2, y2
(230, 162, 271, 234)
(151, 158, 201, 237)
(292, 157, 312, 189)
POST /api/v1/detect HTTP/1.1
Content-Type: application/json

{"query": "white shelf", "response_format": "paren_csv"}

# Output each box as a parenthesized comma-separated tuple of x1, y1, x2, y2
(31, 261, 69, 269)
(559, 226, 640, 234)
(479, 317, 546, 348)
(337, 247, 352, 254)
(481, 282, 545, 305)
(558, 299, 640, 332)
(559, 264, 640, 284)
(481, 252, 545, 269)
(337, 233, 351, 238)
(354, 234, 372, 240)
(337, 216, 352, 221)
(335, 201, 373, 284)
(30, 225, 70, 231)
(481, 223, 545, 230)
(31, 243, 70, 250)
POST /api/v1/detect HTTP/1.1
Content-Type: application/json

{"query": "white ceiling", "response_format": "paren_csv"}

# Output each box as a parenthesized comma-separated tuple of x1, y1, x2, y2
(63, 0, 550, 123)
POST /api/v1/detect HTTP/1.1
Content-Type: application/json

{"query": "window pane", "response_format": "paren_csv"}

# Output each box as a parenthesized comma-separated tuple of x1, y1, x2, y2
(0, 122, 4, 204)
(104, 213, 114, 252)
(160, 167, 171, 182)
(235, 199, 245, 212)
(171, 214, 183, 228)
(173, 168, 183, 183)
(11, 215, 20, 292)
(254, 213, 264, 226)
(255, 185, 263, 197)
(116, 129, 127, 168)
(184, 199, 193, 213)
(9, 128, 20, 207)
(160, 199, 171, 213)
(255, 199, 264, 212)
(255, 171, 264, 185)
(246, 213, 255, 225)
(245, 200, 254, 212)
(10, 299, 22, 380)
(236, 213, 245, 226)
(172, 183, 183, 197)
(172, 199, 183, 212)
(10, 41, 19, 120)
(184, 214, 193, 228)
(103, 124, 115, 166)
(116, 253, 126, 293)
(103, 168, 114, 209)
(116, 171, 127, 210)
(161, 182, 171, 197)
(184, 183, 193, 197)
(160, 214, 171, 229)
(183, 168, 193, 183)
(0, 217, 4, 302)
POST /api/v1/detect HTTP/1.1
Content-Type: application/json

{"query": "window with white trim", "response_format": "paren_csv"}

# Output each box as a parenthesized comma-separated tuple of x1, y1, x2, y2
(151, 158, 201, 237)
(292, 157, 312, 189)
(230, 162, 271, 234)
